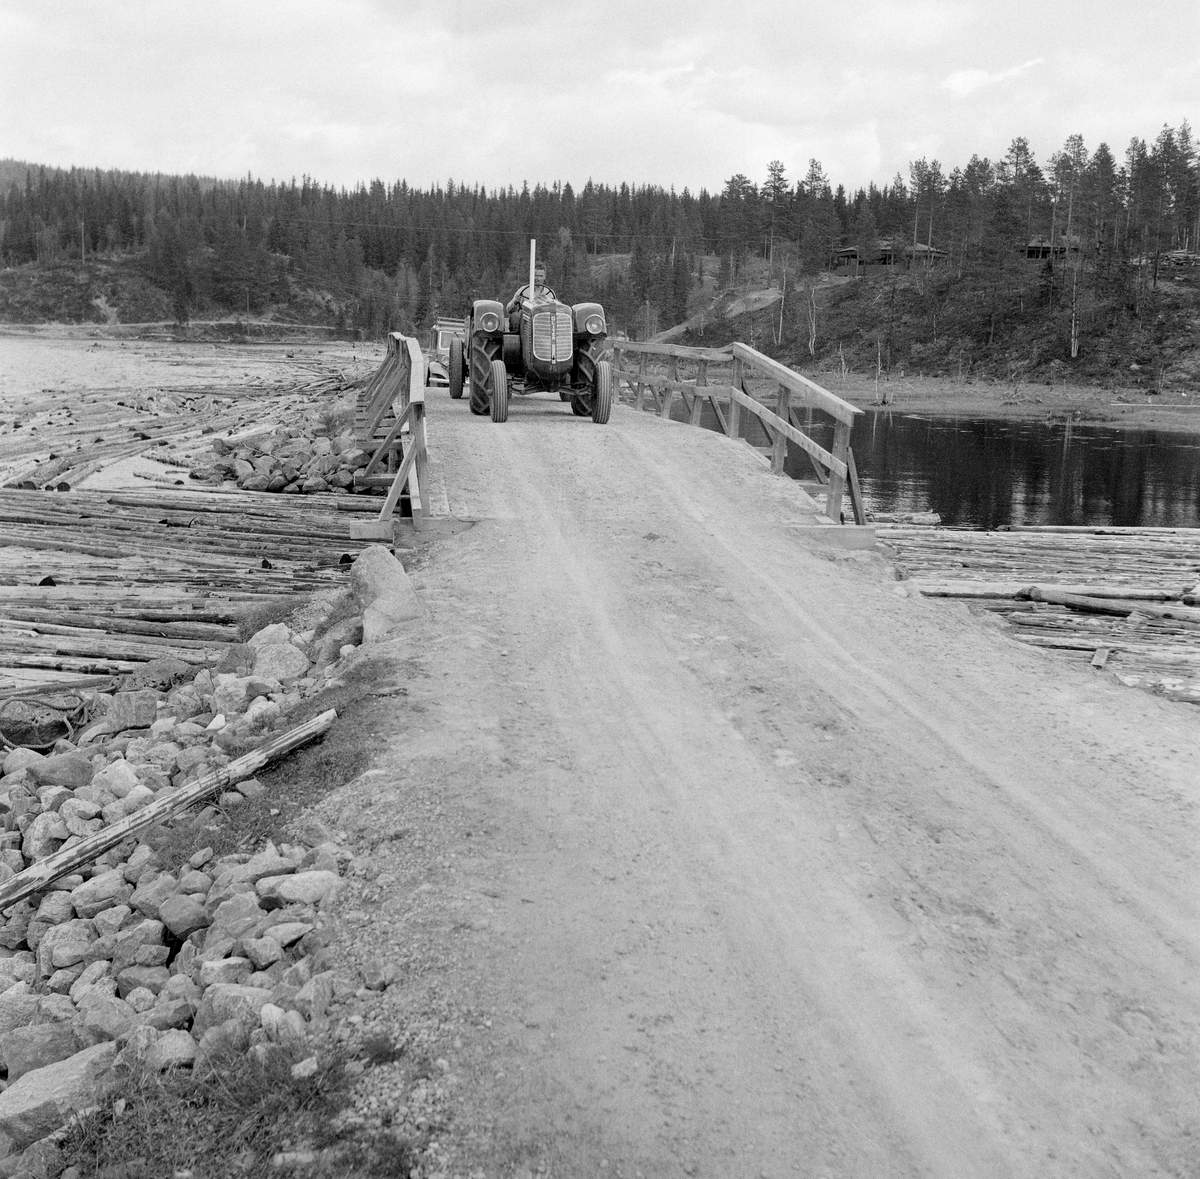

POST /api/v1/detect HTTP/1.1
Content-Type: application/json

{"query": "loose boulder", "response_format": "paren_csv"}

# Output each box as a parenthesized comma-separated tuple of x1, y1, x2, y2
(0, 1041, 118, 1154)
(349, 545, 424, 642)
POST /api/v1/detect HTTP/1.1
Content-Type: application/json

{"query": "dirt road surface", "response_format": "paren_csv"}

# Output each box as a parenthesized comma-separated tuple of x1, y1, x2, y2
(328, 384, 1200, 1179)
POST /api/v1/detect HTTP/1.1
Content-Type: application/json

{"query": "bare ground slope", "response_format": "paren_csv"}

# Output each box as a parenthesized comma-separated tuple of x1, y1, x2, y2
(335, 390, 1198, 1178)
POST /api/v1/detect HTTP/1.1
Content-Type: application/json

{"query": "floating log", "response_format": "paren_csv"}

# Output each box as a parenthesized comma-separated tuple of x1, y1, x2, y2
(1025, 586, 1200, 623)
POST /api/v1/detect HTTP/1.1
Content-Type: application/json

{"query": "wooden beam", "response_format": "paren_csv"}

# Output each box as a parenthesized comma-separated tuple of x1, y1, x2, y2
(730, 343, 861, 425)
(361, 403, 413, 477)
(0, 709, 337, 912)
(610, 340, 732, 363)
(825, 418, 852, 520)
(846, 447, 868, 525)
(726, 386, 847, 479)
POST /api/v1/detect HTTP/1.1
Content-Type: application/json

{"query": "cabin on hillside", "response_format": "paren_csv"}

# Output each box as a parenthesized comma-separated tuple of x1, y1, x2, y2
(1022, 235, 1081, 261)
(832, 239, 948, 273)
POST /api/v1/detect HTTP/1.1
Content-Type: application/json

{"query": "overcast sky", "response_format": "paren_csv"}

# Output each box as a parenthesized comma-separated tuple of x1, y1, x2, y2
(2, 0, 1197, 196)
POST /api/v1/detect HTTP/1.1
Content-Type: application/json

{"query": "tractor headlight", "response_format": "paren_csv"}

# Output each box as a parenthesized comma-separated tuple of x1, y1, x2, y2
(480, 312, 500, 332)
(584, 314, 605, 335)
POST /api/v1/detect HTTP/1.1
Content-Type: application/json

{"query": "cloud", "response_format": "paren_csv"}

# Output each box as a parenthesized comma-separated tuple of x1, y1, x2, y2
(942, 58, 1045, 98)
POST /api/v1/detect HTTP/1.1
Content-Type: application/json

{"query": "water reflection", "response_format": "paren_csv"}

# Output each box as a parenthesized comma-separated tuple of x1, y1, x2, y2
(668, 398, 1200, 528)
(845, 413, 1200, 528)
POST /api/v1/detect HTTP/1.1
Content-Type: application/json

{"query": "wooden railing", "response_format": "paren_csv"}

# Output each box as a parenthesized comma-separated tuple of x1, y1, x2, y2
(610, 341, 864, 522)
(352, 332, 429, 538)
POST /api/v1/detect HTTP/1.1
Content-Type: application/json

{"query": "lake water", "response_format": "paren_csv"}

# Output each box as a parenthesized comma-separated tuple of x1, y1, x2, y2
(843, 413, 1200, 528)
(668, 399, 1200, 528)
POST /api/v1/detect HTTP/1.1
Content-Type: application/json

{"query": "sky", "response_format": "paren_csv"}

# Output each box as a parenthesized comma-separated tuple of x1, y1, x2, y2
(1, 0, 1198, 196)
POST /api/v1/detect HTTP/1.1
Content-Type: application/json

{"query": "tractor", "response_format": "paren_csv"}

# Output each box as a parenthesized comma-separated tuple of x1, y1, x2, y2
(449, 244, 613, 424)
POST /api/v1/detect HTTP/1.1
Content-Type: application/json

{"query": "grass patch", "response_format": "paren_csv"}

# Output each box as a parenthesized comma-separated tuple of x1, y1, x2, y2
(58, 1045, 417, 1179)
(144, 656, 402, 869)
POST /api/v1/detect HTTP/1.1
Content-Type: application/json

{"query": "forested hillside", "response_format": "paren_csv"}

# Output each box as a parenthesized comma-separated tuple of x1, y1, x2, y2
(1, 123, 1197, 385)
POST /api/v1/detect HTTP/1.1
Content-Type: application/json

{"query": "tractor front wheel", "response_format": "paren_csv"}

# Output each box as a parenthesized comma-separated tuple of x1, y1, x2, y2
(591, 359, 614, 424)
(448, 338, 464, 399)
(570, 394, 590, 416)
(489, 359, 509, 423)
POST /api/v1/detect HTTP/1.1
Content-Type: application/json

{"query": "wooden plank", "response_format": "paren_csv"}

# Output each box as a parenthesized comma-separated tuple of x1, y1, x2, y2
(825, 418, 852, 520)
(846, 447, 868, 526)
(730, 343, 860, 425)
(726, 387, 847, 479)
(1091, 648, 1111, 668)
(378, 438, 422, 520)
(0, 709, 337, 912)
(729, 359, 743, 439)
(610, 341, 732, 363)
(771, 386, 790, 473)
(361, 403, 413, 477)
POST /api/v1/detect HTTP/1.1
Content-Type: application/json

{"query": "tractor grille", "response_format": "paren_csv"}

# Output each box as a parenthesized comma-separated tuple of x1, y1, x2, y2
(532, 308, 573, 362)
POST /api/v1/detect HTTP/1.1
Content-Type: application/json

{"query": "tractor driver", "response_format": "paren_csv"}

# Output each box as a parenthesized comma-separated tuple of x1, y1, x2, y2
(506, 261, 555, 332)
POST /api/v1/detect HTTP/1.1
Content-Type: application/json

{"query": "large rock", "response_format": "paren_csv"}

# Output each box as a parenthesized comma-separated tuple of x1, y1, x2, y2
(215, 845, 297, 887)
(21, 813, 69, 862)
(129, 873, 178, 920)
(0, 1041, 118, 1154)
(25, 754, 93, 790)
(212, 676, 278, 717)
(349, 545, 425, 642)
(33, 892, 74, 927)
(115, 965, 170, 998)
(0, 1022, 80, 1082)
(59, 797, 103, 838)
(192, 984, 274, 1037)
(70, 870, 133, 920)
(109, 920, 165, 973)
(91, 759, 139, 799)
(37, 920, 96, 977)
(2, 749, 45, 778)
(247, 623, 292, 649)
(145, 1028, 196, 1070)
(0, 985, 39, 1037)
(207, 893, 266, 941)
(73, 995, 139, 1044)
(251, 643, 309, 684)
(158, 893, 210, 940)
(256, 871, 340, 909)
(106, 691, 160, 734)
(199, 958, 251, 988)
(293, 972, 334, 1020)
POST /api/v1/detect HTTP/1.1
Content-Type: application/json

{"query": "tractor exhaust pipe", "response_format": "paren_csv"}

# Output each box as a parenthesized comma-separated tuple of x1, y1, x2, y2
(529, 239, 536, 301)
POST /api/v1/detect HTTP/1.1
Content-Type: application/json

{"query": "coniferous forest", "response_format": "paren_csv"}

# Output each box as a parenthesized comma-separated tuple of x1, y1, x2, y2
(1, 123, 1198, 384)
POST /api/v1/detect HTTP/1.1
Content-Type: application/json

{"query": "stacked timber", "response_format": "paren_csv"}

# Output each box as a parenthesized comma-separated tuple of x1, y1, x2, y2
(0, 486, 368, 690)
(880, 523, 1200, 704)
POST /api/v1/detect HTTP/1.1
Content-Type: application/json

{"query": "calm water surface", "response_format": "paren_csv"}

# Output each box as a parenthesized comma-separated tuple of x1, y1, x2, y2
(673, 399, 1200, 528)
(844, 413, 1200, 528)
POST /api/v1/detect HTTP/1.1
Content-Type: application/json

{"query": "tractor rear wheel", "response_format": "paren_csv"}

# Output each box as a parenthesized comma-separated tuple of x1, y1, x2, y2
(489, 359, 509, 423)
(448, 338, 464, 399)
(591, 359, 613, 424)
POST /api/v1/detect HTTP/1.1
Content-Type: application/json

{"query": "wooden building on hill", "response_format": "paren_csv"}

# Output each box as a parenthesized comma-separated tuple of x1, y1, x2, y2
(832, 239, 948, 273)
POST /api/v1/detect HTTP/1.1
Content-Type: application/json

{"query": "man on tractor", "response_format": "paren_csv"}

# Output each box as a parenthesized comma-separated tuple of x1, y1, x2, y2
(506, 261, 555, 332)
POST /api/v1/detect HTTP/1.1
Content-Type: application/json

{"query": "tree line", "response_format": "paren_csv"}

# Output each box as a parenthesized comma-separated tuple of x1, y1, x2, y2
(0, 120, 1196, 339)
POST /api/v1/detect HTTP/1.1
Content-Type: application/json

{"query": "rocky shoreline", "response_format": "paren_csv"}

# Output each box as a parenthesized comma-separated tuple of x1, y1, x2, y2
(0, 544, 425, 1176)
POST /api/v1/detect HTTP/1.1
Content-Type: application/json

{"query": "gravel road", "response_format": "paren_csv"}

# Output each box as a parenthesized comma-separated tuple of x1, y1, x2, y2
(346, 386, 1200, 1178)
